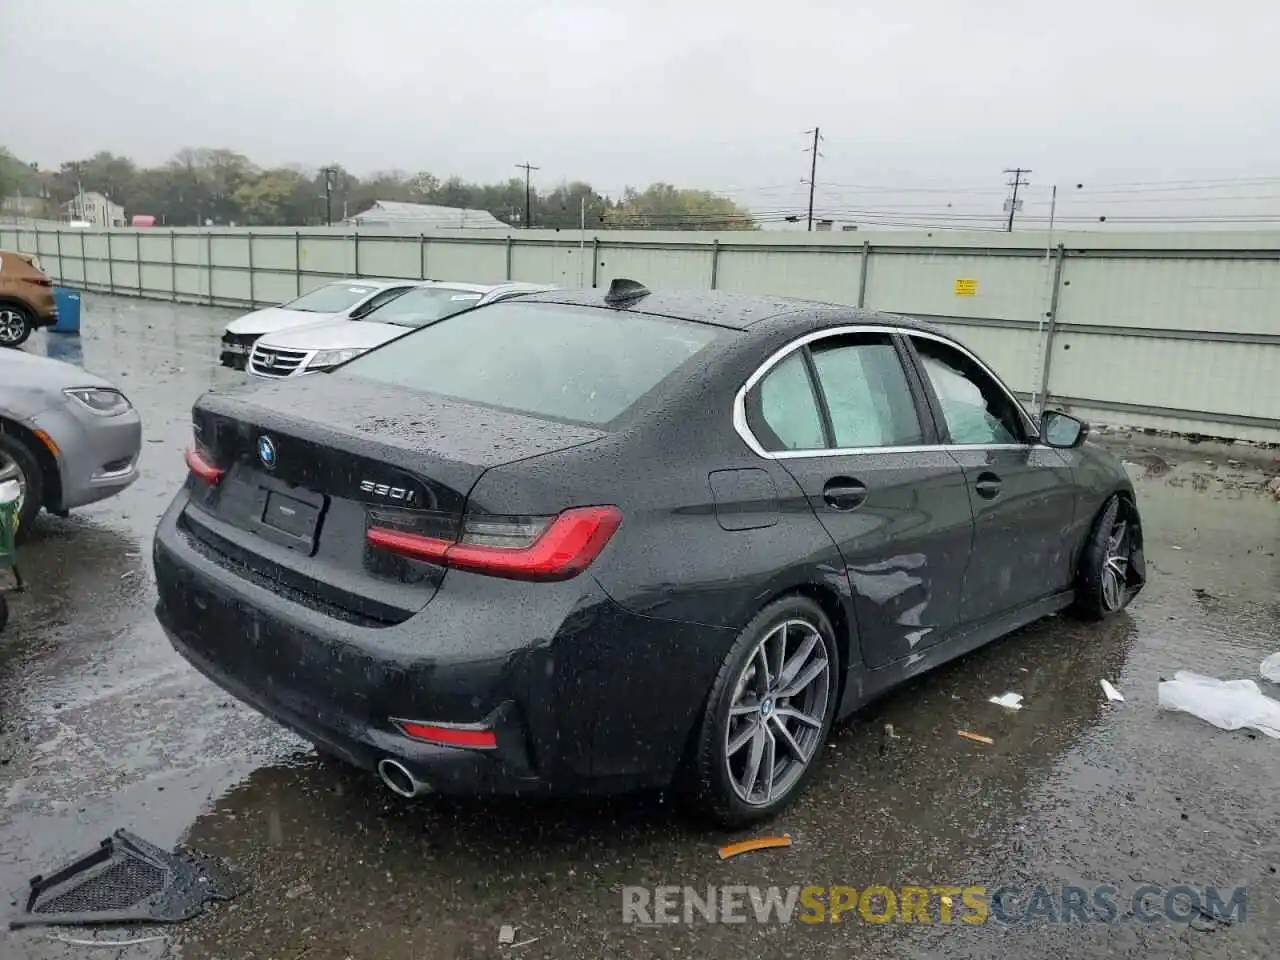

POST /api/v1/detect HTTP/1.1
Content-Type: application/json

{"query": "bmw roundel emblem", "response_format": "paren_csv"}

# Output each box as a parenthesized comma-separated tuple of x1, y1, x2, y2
(258, 435, 277, 469)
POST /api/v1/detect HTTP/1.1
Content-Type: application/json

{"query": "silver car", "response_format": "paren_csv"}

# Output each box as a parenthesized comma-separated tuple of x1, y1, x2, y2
(0, 349, 142, 539)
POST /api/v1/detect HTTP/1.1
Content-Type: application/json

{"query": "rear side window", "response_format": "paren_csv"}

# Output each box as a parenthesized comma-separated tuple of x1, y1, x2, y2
(340, 301, 723, 426)
(745, 352, 826, 452)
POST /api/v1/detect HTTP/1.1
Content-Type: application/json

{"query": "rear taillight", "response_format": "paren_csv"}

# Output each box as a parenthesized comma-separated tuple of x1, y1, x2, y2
(394, 720, 498, 750)
(367, 505, 622, 582)
(184, 446, 225, 485)
(30, 277, 53, 288)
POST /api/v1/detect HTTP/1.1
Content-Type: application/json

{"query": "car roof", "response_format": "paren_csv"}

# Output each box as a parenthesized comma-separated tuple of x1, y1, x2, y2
(514, 284, 936, 334)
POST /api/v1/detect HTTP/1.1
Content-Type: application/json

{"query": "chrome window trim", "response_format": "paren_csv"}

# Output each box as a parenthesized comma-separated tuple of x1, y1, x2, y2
(732, 324, 1040, 461)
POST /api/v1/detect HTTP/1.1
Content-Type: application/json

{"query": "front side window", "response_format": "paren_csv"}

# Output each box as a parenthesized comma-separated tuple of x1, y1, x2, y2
(911, 336, 1025, 445)
(745, 351, 826, 452)
(809, 335, 923, 448)
(355, 286, 413, 316)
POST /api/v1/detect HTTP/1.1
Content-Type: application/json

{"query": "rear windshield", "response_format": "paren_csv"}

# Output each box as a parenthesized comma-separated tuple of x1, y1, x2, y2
(339, 301, 724, 426)
(284, 283, 378, 313)
(364, 286, 488, 328)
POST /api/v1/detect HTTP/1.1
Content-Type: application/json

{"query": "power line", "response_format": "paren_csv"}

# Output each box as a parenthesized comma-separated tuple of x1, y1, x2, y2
(515, 161, 539, 228)
(802, 127, 823, 231)
(1002, 167, 1031, 231)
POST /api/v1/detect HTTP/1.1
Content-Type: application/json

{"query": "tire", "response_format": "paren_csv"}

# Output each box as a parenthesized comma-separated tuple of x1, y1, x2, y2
(0, 432, 43, 543)
(1073, 495, 1137, 620)
(0, 304, 35, 348)
(0, 593, 8, 634)
(685, 595, 840, 827)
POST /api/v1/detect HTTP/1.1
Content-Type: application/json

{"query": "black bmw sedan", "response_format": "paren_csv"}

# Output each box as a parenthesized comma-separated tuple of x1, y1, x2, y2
(154, 279, 1145, 825)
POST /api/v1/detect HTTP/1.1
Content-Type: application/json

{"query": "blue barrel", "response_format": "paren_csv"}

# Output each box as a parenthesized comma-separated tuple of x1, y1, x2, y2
(51, 287, 81, 334)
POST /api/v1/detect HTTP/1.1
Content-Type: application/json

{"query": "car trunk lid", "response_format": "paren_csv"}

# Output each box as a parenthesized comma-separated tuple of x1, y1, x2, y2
(183, 375, 606, 623)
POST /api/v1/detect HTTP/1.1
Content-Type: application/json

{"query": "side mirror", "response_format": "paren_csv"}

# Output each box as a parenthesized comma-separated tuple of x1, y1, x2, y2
(1040, 410, 1089, 449)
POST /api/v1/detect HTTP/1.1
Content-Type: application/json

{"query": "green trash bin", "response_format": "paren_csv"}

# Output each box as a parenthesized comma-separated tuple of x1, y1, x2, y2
(0, 477, 23, 634)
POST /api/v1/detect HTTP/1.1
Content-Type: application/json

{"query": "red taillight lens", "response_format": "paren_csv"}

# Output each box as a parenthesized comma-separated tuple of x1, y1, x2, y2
(30, 277, 53, 288)
(184, 446, 225, 485)
(367, 505, 622, 582)
(395, 721, 498, 750)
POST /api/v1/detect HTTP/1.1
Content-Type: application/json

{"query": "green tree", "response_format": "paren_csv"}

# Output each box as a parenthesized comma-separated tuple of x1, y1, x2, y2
(0, 149, 28, 203)
(0, 149, 50, 218)
(406, 171, 441, 201)
(538, 181, 613, 230)
(234, 169, 310, 225)
(607, 183, 755, 230)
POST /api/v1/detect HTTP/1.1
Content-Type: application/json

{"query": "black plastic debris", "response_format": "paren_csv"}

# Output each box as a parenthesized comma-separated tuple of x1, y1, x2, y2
(10, 829, 243, 930)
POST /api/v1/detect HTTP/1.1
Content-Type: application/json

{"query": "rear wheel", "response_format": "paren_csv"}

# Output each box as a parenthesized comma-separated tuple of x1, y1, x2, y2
(1074, 496, 1137, 620)
(686, 596, 839, 827)
(0, 305, 35, 348)
(0, 432, 42, 543)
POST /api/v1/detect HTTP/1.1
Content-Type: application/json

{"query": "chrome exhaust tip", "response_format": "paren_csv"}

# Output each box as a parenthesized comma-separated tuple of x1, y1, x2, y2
(377, 757, 428, 798)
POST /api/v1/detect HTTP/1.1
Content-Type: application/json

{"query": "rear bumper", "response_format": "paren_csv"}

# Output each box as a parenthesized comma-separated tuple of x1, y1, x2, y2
(168, 626, 537, 793)
(152, 493, 704, 796)
(29, 290, 57, 326)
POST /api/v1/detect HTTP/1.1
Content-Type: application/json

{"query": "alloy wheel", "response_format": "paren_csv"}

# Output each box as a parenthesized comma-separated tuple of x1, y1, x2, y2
(0, 309, 27, 345)
(723, 619, 831, 806)
(0, 450, 27, 517)
(1101, 517, 1129, 611)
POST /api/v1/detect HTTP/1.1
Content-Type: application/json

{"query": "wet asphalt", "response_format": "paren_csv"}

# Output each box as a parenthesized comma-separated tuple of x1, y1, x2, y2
(1, 294, 1278, 960)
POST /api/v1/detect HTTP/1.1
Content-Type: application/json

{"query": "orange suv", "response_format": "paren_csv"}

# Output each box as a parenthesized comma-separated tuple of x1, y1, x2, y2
(0, 251, 57, 348)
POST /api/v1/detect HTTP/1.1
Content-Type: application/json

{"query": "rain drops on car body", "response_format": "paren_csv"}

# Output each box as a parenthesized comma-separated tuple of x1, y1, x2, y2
(155, 283, 1145, 824)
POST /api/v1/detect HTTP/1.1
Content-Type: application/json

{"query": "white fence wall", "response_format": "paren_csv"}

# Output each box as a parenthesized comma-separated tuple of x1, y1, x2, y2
(3, 223, 1278, 444)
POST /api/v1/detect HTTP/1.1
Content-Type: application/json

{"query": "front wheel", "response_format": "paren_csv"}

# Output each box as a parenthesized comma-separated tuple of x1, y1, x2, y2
(1074, 495, 1141, 620)
(0, 305, 35, 348)
(686, 596, 839, 827)
(0, 433, 42, 543)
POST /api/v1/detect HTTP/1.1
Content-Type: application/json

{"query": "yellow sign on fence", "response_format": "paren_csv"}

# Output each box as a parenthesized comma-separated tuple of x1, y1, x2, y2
(954, 278, 978, 297)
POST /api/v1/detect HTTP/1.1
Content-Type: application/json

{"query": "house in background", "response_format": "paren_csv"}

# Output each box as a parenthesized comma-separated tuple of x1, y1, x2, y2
(345, 200, 508, 231)
(64, 191, 125, 227)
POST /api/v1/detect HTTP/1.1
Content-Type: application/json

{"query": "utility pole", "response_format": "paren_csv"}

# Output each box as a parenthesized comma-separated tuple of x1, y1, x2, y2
(320, 166, 336, 226)
(515, 162, 539, 228)
(803, 127, 823, 231)
(1003, 167, 1031, 232)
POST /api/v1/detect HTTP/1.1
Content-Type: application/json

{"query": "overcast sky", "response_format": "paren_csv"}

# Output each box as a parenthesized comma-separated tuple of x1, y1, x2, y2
(4, 0, 1279, 228)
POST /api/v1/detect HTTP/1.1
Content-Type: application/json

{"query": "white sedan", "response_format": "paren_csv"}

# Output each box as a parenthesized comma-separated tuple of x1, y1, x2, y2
(246, 282, 554, 379)
(219, 278, 426, 370)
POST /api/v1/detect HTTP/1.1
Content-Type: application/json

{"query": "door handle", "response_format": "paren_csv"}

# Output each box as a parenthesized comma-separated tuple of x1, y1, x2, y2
(823, 477, 868, 510)
(975, 472, 1002, 500)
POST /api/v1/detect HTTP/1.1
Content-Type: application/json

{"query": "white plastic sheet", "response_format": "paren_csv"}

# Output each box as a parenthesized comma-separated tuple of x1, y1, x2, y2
(1157, 671, 1280, 739)
(1261, 653, 1280, 684)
